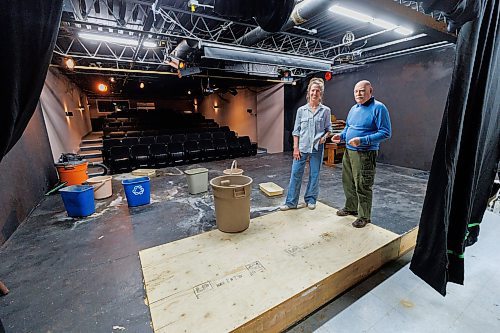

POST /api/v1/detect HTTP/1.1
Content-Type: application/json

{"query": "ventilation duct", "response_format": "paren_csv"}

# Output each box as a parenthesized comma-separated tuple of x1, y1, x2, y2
(214, 0, 295, 32)
(237, 0, 333, 45)
(171, 39, 200, 61)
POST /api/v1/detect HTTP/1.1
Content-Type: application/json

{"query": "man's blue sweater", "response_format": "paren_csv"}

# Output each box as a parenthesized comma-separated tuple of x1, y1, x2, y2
(340, 97, 392, 151)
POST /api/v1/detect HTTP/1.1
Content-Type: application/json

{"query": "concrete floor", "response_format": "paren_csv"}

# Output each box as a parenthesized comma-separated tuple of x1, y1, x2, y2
(0, 153, 429, 332)
(296, 211, 500, 333)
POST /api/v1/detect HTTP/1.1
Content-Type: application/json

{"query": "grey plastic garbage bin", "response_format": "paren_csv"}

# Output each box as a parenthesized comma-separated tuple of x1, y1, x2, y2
(210, 174, 253, 233)
(185, 168, 209, 194)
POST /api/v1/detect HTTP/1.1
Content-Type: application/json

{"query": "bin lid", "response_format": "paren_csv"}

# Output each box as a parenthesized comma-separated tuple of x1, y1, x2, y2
(121, 176, 150, 184)
(55, 160, 87, 167)
(59, 185, 93, 193)
(185, 168, 208, 175)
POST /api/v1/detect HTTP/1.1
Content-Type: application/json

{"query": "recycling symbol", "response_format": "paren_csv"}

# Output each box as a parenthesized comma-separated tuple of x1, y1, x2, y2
(132, 185, 144, 196)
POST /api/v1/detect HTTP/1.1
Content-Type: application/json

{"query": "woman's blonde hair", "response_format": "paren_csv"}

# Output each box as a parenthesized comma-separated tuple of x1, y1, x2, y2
(306, 77, 325, 102)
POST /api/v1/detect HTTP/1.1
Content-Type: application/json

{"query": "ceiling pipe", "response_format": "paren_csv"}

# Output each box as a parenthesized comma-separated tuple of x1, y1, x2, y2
(354, 41, 453, 63)
(49, 64, 289, 83)
(170, 39, 200, 61)
(50, 64, 179, 75)
(236, 0, 333, 46)
(53, 50, 169, 67)
(329, 33, 428, 64)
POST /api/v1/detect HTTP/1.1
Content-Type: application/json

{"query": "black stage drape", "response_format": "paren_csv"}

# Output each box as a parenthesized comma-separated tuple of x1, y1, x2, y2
(0, 1, 63, 163)
(410, 0, 500, 295)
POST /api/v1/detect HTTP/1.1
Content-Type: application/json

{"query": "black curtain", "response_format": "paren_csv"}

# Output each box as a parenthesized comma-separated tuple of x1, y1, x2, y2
(410, 0, 500, 295)
(0, 1, 63, 163)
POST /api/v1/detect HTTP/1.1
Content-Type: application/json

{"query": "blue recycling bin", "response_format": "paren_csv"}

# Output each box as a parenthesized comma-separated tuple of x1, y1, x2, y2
(59, 185, 95, 217)
(122, 177, 151, 207)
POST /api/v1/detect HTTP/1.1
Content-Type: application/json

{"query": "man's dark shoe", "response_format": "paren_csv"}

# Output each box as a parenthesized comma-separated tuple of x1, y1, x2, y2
(336, 208, 358, 217)
(352, 218, 371, 228)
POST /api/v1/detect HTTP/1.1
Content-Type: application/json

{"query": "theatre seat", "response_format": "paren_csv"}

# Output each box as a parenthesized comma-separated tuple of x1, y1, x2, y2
(150, 143, 169, 168)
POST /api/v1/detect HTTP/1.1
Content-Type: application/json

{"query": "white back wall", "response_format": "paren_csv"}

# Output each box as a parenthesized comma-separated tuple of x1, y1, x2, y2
(256, 84, 284, 153)
(199, 89, 257, 141)
(40, 68, 91, 162)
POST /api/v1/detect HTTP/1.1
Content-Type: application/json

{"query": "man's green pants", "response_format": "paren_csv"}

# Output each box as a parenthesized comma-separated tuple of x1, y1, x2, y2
(341, 149, 378, 219)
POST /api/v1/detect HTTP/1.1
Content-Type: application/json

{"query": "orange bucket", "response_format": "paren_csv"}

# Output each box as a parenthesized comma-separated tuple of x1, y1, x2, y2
(56, 161, 89, 186)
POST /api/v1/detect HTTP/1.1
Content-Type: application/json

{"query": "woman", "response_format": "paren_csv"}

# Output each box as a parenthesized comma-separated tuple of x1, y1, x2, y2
(280, 78, 332, 211)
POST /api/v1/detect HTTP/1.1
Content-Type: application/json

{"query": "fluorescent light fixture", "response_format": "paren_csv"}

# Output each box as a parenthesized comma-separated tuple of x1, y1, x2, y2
(79, 33, 157, 48)
(330, 6, 372, 22)
(329, 5, 413, 36)
(372, 18, 396, 30)
(143, 41, 157, 48)
(395, 27, 413, 35)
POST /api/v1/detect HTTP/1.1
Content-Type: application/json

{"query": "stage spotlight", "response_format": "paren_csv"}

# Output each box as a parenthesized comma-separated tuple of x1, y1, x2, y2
(65, 58, 75, 70)
(97, 83, 108, 92)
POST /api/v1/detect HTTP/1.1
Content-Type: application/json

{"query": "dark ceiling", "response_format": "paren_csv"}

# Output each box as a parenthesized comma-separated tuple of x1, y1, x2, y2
(53, 0, 456, 99)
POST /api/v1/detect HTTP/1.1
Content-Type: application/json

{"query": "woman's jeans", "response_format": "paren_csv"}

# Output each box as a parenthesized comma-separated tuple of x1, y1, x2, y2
(284, 146, 324, 207)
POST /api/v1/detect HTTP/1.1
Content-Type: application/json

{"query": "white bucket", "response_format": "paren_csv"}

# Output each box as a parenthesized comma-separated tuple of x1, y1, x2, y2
(223, 160, 244, 175)
(87, 176, 113, 199)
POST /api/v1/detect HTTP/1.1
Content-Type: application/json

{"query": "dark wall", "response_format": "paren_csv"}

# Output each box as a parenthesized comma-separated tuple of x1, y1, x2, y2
(0, 103, 57, 245)
(283, 80, 307, 151)
(321, 47, 455, 170)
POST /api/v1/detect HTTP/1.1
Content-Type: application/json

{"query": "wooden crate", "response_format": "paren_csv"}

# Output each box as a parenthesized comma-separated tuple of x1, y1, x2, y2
(139, 202, 417, 333)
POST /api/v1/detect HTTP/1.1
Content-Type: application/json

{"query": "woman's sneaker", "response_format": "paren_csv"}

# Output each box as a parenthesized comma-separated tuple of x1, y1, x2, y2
(279, 203, 306, 211)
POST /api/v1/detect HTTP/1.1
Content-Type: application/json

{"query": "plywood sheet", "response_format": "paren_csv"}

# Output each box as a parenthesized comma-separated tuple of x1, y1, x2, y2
(139, 202, 404, 333)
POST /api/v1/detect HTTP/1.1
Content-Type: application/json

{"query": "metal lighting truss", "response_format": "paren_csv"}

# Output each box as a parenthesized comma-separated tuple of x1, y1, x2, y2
(393, 1, 447, 22)
(55, 0, 455, 78)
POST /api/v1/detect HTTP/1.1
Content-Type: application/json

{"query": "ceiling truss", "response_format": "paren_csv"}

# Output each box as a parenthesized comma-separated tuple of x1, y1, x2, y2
(55, 0, 457, 88)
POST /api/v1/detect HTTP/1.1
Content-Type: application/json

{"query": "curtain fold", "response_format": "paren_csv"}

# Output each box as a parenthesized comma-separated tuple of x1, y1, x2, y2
(410, 0, 500, 295)
(0, 0, 63, 163)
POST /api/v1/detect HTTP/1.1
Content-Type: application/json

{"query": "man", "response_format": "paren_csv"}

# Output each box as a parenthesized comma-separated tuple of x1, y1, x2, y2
(332, 80, 391, 227)
(280, 77, 332, 211)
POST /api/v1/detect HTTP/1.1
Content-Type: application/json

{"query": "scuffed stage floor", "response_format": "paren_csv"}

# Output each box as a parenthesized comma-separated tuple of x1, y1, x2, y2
(0, 153, 427, 332)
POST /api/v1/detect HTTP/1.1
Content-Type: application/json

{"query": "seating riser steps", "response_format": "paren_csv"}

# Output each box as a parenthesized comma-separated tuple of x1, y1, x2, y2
(79, 145, 103, 152)
(81, 139, 102, 145)
(79, 152, 102, 159)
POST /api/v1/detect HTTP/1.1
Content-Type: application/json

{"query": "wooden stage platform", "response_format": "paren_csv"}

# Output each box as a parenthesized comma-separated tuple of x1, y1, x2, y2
(139, 202, 417, 332)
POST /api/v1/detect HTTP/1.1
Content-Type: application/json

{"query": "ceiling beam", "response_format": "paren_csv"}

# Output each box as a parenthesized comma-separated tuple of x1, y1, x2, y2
(337, 0, 456, 42)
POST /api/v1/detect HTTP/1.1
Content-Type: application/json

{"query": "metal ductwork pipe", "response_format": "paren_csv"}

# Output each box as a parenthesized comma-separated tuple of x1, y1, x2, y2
(236, 0, 334, 46)
(170, 39, 200, 60)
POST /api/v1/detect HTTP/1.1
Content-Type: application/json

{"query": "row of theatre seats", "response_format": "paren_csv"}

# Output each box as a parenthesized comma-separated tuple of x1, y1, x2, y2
(102, 132, 257, 174)
(104, 125, 232, 139)
(102, 110, 219, 137)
